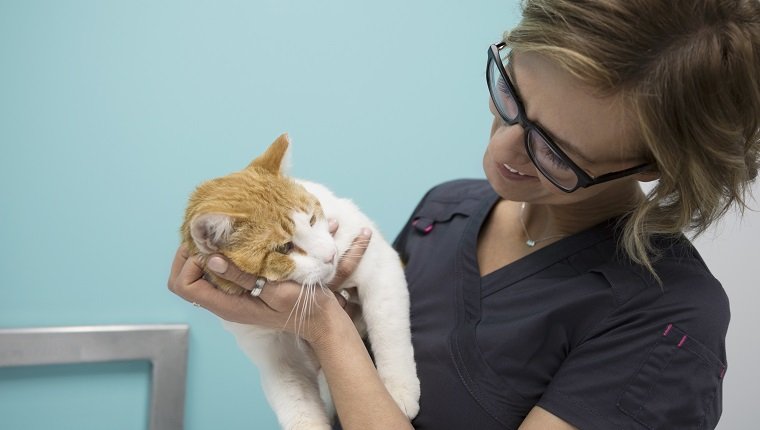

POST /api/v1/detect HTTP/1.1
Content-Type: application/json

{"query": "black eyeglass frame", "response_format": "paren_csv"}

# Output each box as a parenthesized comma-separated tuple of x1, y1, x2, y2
(487, 42, 653, 193)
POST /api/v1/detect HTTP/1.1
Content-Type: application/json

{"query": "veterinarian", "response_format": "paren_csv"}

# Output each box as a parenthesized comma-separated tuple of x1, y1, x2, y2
(168, 1, 760, 428)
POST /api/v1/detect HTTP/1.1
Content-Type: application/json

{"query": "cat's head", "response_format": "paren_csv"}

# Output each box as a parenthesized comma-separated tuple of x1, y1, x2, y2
(181, 134, 338, 294)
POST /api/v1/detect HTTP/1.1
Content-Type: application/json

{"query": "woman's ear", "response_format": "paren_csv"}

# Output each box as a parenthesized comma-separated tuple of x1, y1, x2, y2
(635, 168, 661, 183)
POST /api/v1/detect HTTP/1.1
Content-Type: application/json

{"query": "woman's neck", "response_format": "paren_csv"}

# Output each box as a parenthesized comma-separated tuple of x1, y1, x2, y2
(523, 181, 645, 239)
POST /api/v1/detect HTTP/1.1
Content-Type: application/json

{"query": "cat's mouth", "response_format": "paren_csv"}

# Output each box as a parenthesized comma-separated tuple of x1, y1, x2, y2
(319, 264, 338, 286)
(292, 261, 337, 287)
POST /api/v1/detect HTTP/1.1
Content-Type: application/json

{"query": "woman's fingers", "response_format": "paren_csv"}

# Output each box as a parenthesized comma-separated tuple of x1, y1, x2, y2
(168, 244, 191, 291)
(329, 228, 372, 291)
(168, 247, 259, 320)
(344, 301, 362, 320)
(168, 245, 210, 299)
(170, 251, 277, 323)
(205, 255, 257, 291)
(328, 218, 339, 236)
(204, 253, 313, 314)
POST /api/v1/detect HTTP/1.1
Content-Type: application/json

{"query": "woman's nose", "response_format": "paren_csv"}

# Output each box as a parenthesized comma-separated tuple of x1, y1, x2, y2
(491, 116, 526, 149)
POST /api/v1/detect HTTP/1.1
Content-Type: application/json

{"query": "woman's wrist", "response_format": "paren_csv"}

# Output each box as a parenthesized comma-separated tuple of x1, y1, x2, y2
(308, 301, 357, 350)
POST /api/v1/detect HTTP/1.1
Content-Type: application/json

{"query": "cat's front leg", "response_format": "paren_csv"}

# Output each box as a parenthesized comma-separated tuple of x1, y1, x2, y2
(259, 355, 332, 430)
(353, 255, 421, 419)
(365, 310, 421, 419)
(225, 324, 332, 430)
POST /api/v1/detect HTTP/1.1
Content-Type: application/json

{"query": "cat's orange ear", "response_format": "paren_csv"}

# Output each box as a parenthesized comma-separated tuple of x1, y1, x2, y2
(189, 213, 236, 254)
(247, 133, 291, 175)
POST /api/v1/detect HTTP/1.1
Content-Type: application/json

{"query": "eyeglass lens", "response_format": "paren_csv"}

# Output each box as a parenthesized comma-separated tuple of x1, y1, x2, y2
(488, 52, 579, 191)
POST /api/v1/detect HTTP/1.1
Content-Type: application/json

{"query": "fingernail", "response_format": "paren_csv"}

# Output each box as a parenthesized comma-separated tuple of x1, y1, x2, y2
(207, 256, 228, 273)
(361, 228, 372, 237)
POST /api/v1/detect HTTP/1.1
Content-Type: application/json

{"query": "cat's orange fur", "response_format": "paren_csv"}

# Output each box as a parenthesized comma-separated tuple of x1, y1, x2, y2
(181, 134, 324, 295)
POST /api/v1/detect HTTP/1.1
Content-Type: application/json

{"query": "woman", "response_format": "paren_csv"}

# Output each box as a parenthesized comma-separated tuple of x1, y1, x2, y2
(168, 1, 760, 428)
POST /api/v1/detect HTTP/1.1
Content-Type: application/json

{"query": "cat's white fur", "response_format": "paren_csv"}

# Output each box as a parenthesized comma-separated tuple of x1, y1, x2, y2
(206, 180, 419, 430)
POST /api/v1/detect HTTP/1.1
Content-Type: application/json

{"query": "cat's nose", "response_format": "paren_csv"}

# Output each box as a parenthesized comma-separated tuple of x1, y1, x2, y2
(323, 249, 336, 263)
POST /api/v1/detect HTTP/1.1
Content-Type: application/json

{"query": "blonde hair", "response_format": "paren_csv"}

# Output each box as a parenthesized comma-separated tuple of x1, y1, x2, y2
(506, 0, 760, 277)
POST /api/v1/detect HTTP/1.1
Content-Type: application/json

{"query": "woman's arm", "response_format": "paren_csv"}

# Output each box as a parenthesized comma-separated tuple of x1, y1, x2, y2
(518, 406, 577, 430)
(310, 309, 414, 430)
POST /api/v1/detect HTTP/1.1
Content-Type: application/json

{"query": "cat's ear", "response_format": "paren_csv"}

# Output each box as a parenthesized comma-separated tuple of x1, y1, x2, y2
(248, 133, 291, 175)
(189, 213, 235, 254)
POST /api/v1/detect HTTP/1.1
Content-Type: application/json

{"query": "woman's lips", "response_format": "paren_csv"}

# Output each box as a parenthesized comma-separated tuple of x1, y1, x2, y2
(496, 161, 538, 181)
(503, 162, 530, 176)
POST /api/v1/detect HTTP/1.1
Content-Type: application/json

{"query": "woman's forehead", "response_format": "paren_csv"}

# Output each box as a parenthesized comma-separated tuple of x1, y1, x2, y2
(510, 50, 641, 163)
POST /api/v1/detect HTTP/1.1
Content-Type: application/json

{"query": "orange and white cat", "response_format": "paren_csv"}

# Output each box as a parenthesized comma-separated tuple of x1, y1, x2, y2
(181, 134, 419, 429)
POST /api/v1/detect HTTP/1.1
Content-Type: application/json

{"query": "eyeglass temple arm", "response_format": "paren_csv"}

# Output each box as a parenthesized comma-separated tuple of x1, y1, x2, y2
(589, 162, 656, 184)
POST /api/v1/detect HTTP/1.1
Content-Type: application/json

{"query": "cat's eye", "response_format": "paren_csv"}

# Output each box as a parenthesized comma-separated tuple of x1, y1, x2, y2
(276, 242, 294, 254)
(309, 215, 316, 226)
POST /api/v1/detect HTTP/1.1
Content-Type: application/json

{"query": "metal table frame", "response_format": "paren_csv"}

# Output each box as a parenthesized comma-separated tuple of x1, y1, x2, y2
(0, 324, 189, 430)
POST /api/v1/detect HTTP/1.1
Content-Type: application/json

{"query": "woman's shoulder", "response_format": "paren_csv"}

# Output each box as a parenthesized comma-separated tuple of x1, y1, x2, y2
(584, 234, 729, 355)
(595, 235, 727, 307)
(540, 238, 729, 430)
(653, 237, 730, 347)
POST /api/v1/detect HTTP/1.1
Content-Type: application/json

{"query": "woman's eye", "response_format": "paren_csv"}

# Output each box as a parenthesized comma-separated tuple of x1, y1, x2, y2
(309, 215, 316, 226)
(542, 146, 571, 170)
(497, 76, 510, 94)
(276, 242, 294, 254)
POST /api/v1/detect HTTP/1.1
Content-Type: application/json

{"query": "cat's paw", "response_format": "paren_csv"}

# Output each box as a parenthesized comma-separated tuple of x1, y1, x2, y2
(383, 377, 421, 419)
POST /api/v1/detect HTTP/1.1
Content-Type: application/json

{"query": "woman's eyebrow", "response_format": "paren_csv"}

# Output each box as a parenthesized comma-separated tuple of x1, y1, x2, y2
(505, 55, 594, 164)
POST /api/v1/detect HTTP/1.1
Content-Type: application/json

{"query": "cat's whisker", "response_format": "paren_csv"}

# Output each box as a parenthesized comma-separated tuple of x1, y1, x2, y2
(342, 240, 371, 248)
(313, 282, 324, 309)
(341, 247, 370, 255)
(284, 282, 307, 334)
(318, 281, 332, 296)
(304, 284, 312, 335)
(342, 243, 371, 251)
(307, 281, 320, 334)
(299, 278, 320, 338)
(340, 251, 369, 257)
(294, 283, 305, 338)
(307, 282, 318, 334)
(300, 282, 312, 337)
(342, 245, 370, 252)
(311, 280, 331, 311)
(339, 253, 369, 260)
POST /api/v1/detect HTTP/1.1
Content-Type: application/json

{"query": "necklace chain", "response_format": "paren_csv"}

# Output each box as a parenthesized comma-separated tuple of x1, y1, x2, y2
(519, 202, 568, 247)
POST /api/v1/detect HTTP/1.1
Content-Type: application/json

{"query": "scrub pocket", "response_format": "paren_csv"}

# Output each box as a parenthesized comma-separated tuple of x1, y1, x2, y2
(617, 324, 725, 430)
(411, 199, 478, 235)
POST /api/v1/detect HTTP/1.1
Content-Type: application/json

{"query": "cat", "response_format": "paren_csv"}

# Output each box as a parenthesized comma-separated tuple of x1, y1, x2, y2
(181, 133, 420, 429)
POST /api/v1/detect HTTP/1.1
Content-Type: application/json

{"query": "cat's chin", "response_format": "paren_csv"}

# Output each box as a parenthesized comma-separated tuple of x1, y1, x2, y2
(302, 271, 337, 287)
(290, 262, 337, 287)
(324, 266, 337, 284)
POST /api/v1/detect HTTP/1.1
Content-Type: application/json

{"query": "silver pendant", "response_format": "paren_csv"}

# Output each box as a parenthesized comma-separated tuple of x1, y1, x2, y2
(526, 239, 536, 247)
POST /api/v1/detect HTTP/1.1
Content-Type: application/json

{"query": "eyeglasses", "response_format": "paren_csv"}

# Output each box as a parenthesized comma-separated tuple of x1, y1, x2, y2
(486, 42, 652, 193)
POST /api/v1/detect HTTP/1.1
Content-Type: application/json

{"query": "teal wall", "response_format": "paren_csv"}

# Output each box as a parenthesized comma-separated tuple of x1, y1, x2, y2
(0, 1, 519, 429)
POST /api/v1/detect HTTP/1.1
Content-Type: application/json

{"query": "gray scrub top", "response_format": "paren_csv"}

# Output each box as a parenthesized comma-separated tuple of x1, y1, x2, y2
(388, 179, 728, 430)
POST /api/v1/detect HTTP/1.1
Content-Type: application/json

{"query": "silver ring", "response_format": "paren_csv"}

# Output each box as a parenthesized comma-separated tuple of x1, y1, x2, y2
(337, 288, 350, 302)
(192, 302, 200, 308)
(250, 276, 267, 297)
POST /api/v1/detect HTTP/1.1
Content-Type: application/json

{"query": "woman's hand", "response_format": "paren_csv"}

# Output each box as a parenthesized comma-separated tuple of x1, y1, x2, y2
(167, 224, 371, 343)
